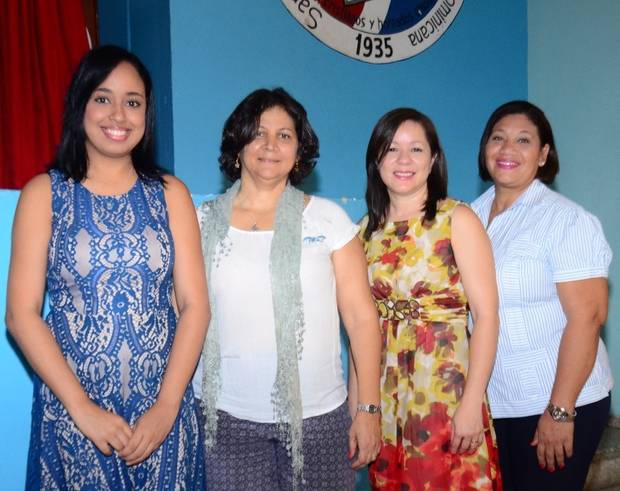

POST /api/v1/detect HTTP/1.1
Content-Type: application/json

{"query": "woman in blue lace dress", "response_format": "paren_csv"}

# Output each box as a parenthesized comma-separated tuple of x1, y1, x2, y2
(6, 45, 209, 489)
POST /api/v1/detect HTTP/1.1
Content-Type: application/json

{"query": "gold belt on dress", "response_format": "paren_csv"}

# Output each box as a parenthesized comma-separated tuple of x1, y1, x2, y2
(374, 298, 420, 321)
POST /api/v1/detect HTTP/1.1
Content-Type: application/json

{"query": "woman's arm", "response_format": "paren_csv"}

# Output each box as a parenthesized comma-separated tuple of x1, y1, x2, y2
(347, 351, 359, 419)
(6, 174, 133, 455)
(450, 204, 499, 454)
(531, 277, 608, 471)
(333, 236, 382, 469)
(121, 176, 210, 465)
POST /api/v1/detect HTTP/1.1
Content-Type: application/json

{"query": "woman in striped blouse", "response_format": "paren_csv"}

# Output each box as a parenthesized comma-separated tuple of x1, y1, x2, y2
(472, 100, 613, 491)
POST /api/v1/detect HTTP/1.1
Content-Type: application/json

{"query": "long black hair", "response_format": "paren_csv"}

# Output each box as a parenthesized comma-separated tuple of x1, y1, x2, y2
(219, 87, 319, 185)
(50, 45, 162, 182)
(478, 100, 559, 184)
(364, 108, 447, 240)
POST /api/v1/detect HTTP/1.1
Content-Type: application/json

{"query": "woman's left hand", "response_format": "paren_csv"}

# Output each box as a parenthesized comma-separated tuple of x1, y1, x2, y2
(531, 411, 574, 471)
(119, 399, 180, 465)
(450, 399, 484, 454)
(349, 412, 381, 469)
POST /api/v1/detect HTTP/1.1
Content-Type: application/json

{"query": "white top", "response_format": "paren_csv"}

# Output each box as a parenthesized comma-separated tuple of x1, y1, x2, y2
(471, 179, 613, 418)
(192, 196, 359, 422)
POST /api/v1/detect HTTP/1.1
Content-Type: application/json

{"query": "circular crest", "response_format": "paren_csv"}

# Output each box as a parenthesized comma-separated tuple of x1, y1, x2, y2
(282, 0, 463, 64)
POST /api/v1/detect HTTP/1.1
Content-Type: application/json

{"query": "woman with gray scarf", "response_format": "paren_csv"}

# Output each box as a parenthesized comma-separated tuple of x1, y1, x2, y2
(192, 88, 381, 490)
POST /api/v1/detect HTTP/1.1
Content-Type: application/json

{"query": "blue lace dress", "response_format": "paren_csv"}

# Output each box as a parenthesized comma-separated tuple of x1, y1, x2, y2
(26, 170, 205, 490)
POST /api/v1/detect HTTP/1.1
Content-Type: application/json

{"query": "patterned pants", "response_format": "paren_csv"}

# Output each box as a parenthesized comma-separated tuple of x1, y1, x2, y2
(196, 400, 355, 490)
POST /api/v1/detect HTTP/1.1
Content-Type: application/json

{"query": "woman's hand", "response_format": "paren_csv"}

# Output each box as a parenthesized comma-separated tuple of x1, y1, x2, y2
(7, 175, 137, 458)
(333, 237, 382, 468)
(450, 204, 498, 455)
(450, 399, 484, 454)
(349, 411, 381, 469)
(115, 175, 207, 468)
(69, 399, 133, 456)
(531, 411, 574, 471)
(119, 399, 180, 465)
(532, 277, 607, 472)
(131, 175, 209, 466)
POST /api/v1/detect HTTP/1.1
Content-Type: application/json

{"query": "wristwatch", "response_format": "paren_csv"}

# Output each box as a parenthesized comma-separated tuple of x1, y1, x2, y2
(546, 402, 577, 422)
(357, 403, 380, 414)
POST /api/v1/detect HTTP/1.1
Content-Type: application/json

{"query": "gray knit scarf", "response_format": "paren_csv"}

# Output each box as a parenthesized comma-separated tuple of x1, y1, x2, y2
(199, 179, 306, 483)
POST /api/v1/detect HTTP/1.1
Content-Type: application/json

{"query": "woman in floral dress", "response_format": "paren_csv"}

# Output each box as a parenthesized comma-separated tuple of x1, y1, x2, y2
(357, 108, 502, 490)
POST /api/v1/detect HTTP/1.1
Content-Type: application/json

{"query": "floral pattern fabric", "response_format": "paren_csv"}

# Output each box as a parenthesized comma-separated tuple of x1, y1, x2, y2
(26, 170, 204, 490)
(361, 199, 501, 490)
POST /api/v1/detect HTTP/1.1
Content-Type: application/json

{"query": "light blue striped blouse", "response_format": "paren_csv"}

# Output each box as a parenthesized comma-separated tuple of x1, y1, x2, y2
(472, 179, 613, 418)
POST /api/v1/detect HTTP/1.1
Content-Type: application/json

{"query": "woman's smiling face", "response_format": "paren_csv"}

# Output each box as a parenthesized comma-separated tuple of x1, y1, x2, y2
(484, 113, 550, 193)
(379, 120, 435, 201)
(239, 105, 299, 185)
(83, 61, 146, 164)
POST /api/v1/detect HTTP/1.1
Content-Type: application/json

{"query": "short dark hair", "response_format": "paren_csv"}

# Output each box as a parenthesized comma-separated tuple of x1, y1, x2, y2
(219, 88, 319, 185)
(478, 100, 559, 184)
(363, 108, 447, 240)
(50, 45, 162, 183)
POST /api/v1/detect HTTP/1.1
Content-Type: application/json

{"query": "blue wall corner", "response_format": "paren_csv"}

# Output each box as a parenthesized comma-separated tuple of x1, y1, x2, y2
(98, 0, 175, 174)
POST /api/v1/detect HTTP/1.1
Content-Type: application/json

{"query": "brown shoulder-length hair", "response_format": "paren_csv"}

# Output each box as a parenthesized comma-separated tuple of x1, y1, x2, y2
(363, 107, 447, 240)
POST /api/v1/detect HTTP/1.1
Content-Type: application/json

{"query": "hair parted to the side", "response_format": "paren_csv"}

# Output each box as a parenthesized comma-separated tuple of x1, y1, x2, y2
(49, 44, 163, 183)
(478, 100, 559, 184)
(363, 107, 448, 240)
(219, 87, 319, 185)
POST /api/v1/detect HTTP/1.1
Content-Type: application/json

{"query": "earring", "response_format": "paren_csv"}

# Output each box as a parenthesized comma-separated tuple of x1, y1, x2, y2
(235, 156, 241, 169)
(294, 160, 300, 173)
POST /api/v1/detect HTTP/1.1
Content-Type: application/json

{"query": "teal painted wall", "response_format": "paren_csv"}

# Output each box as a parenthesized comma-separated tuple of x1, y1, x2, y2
(0, 191, 31, 489)
(98, 0, 174, 173)
(2, 3, 617, 487)
(169, 1, 527, 200)
(528, 0, 620, 415)
(0, 2, 529, 487)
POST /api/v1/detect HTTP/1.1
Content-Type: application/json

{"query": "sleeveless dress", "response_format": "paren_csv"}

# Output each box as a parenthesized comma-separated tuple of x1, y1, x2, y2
(26, 170, 204, 490)
(361, 199, 501, 491)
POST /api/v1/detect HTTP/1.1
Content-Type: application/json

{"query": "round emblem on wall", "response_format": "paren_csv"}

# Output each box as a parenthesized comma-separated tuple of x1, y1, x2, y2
(282, 0, 463, 64)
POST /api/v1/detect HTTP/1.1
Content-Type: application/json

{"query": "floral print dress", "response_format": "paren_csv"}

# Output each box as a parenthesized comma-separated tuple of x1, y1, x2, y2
(361, 199, 501, 491)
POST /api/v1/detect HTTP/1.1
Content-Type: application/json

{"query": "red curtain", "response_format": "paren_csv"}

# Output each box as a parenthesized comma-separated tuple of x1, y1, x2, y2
(0, 0, 89, 189)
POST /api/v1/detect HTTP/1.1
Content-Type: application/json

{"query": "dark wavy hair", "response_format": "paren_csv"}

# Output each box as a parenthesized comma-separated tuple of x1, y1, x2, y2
(50, 45, 162, 183)
(478, 100, 559, 184)
(363, 108, 447, 240)
(219, 88, 319, 185)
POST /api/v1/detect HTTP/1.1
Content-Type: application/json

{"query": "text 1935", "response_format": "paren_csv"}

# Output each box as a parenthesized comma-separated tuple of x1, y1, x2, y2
(355, 34, 393, 59)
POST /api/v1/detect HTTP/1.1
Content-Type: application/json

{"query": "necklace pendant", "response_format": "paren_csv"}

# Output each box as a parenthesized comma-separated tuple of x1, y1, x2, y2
(250, 223, 259, 231)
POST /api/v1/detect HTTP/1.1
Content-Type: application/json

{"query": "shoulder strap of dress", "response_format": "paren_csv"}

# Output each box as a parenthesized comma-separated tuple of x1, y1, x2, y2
(357, 214, 370, 240)
(48, 169, 74, 217)
(439, 197, 470, 216)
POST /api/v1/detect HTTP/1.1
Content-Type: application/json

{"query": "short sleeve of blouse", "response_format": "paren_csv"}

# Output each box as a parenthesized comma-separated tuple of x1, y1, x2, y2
(308, 197, 360, 252)
(548, 205, 612, 283)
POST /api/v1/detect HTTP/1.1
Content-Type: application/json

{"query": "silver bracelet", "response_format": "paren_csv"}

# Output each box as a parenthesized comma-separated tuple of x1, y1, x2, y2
(357, 403, 380, 414)
(546, 402, 576, 422)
